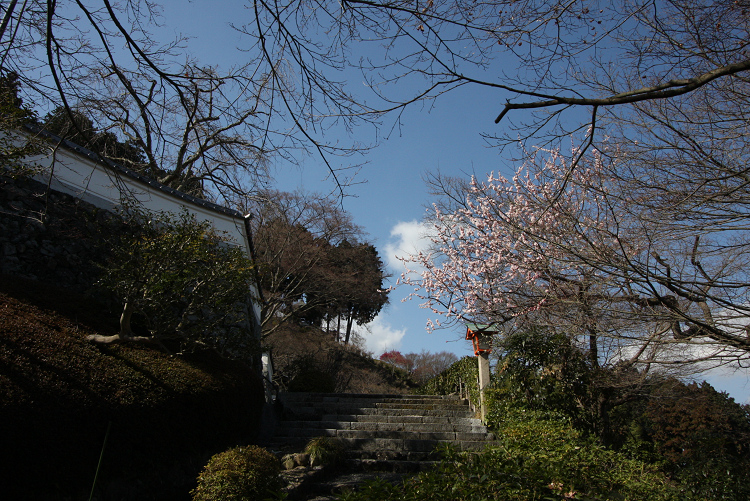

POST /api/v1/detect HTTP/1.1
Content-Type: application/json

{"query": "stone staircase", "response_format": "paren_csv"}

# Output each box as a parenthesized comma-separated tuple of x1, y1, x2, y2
(269, 392, 496, 473)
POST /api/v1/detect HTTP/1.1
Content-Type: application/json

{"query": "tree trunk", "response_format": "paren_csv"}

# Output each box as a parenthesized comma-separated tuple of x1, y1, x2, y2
(86, 300, 152, 344)
(344, 314, 354, 344)
(120, 300, 134, 338)
(596, 389, 612, 444)
(589, 332, 599, 368)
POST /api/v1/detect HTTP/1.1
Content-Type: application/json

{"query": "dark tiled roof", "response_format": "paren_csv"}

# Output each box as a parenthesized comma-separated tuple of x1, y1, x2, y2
(25, 123, 245, 219)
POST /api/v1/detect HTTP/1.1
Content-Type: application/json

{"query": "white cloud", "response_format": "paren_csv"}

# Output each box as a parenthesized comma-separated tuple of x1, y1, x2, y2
(384, 220, 434, 274)
(358, 314, 407, 355)
(615, 337, 750, 404)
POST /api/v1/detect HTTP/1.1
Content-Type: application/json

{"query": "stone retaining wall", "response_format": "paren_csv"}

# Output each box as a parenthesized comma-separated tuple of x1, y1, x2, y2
(0, 173, 122, 291)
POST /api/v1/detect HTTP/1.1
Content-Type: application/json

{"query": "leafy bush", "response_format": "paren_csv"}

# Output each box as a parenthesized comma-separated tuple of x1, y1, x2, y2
(640, 380, 750, 500)
(338, 407, 686, 501)
(191, 445, 281, 501)
(491, 328, 592, 423)
(98, 207, 258, 358)
(304, 436, 348, 467)
(417, 356, 479, 408)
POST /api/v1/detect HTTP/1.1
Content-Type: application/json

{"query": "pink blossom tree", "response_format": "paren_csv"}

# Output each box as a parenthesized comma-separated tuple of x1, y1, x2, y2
(403, 144, 750, 375)
(404, 144, 750, 436)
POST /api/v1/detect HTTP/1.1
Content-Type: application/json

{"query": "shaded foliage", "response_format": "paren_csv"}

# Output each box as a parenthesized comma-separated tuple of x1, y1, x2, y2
(418, 333, 750, 499)
(0, 277, 265, 500)
(639, 380, 750, 500)
(493, 328, 591, 413)
(304, 436, 348, 468)
(0, 71, 40, 172)
(486, 327, 750, 499)
(325, 240, 389, 344)
(97, 208, 258, 358)
(417, 356, 480, 409)
(265, 322, 417, 394)
(251, 191, 388, 341)
(43, 107, 146, 167)
(339, 407, 685, 501)
(286, 354, 337, 393)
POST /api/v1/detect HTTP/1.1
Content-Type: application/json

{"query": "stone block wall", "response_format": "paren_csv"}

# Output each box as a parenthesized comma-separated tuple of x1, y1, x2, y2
(1, 172, 261, 360)
(0, 173, 121, 291)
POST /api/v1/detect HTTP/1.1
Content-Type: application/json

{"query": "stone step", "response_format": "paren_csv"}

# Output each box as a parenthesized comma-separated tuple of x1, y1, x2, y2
(287, 406, 476, 419)
(282, 397, 470, 406)
(280, 392, 460, 401)
(272, 392, 495, 475)
(351, 449, 442, 462)
(352, 458, 439, 473)
(277, 420, 489, 434)
(275, 427, 494, 442)
(280, 393, 470, 410)
(320, 414, 483, 426)
(340, 437, 494, 453)
(283, 401, 472, 412)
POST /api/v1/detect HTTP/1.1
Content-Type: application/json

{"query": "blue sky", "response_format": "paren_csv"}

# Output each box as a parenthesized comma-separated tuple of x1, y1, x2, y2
(272, 86, 506, 358)
(154, 0, 749, 403)
(155, 0, 509, 356)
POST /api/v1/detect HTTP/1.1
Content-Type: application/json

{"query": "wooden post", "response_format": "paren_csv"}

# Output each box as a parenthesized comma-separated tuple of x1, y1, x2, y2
(466, 323, 496, 423)
(478, 351, 491, 422)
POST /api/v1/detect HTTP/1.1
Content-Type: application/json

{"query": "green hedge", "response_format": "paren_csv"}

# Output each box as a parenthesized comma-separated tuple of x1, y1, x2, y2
(417, 356, 479, 408)
(192, 445, 281, 501)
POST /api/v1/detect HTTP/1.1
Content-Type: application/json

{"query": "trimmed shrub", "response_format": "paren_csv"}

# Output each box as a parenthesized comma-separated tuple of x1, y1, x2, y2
(191, 445, 281, 501)
(0, 278, 266, 500)
(97, 207, 258, 358)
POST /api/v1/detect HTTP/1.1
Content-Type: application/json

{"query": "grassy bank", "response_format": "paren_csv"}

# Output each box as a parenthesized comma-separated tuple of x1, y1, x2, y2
(0, 275, 265, 500)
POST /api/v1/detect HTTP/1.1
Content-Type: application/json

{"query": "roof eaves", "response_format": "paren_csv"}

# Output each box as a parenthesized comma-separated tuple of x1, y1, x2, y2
(24, 123, 245, 219)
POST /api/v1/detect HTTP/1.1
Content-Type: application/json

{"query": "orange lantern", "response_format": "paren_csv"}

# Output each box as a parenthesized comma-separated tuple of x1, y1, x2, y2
(465, 323, 496, 356)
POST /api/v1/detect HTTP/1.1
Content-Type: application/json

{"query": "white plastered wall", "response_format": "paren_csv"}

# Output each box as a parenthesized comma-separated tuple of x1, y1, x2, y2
(10, 130, 263, 334)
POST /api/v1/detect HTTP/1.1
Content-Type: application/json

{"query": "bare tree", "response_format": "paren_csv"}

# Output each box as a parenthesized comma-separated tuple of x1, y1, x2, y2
(4, 3, 750, 317)
(4, 1, 748, 196)
(248, 190, 364, 336)
(83, 64, 273, 203)
(230, 1, 750, 146)
(410, 350, 458, 383)
(0, 0, 371, 202)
